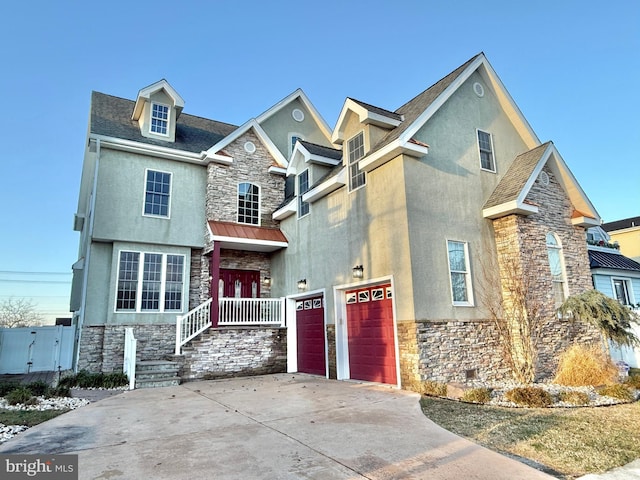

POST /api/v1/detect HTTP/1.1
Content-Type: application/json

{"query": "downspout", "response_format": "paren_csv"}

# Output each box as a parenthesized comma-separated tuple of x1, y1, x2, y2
(74, 138, 100, 372)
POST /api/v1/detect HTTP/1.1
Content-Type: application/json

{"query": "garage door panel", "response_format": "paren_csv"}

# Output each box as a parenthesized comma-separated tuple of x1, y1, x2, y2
(296, 297, 326, 376)
(346, 284, 396, 385)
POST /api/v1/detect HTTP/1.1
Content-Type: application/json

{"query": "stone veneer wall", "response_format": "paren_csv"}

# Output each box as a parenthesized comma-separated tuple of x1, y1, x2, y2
(326, 325, 337, 379)
(396, 321, 420, 386)
(78, 324, 175, 373)
(490, 163, 601, 380)
(179, 327, 286, 380)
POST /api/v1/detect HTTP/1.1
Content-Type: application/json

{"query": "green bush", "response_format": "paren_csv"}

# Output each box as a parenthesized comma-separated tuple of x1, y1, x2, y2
(27, 380, 51, 397)
(597, 384, 635, 402)
(49, 385, 71, 398)
(0, 382, 20, 397)
(505, 387, 553, 407)
(461, 387, 492, 404)
(5, 386, 37, 406)
(57, 370, 128, 389)
(558, 390, 590, 406)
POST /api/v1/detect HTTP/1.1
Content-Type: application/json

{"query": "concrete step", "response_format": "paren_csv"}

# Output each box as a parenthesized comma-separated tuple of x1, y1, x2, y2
(136, 369, 179, 380)
(135, 378, 180, 389)
(134, 360, 180, 389)
(136, 361, 179, 373)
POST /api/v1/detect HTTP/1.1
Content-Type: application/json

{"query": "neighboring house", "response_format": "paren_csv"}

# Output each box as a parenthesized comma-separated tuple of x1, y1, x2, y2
(71, 53, 603, 387)
(587, 226, 640, 367)
(602, 216, 640, 263)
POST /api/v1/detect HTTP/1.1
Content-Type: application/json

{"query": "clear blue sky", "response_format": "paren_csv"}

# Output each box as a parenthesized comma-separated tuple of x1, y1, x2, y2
(0, 0, 638, 322)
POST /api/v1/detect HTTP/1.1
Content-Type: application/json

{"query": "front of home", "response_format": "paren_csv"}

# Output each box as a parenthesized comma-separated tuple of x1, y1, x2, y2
(71, 54, 603, 387)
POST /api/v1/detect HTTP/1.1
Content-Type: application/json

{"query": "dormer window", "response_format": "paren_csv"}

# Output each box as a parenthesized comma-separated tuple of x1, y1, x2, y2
(151, 103, 169, 136)
(348, 131, 366, 191)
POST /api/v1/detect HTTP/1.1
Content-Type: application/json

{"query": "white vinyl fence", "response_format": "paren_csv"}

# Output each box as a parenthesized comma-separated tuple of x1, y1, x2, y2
(0, 325, 76, 374)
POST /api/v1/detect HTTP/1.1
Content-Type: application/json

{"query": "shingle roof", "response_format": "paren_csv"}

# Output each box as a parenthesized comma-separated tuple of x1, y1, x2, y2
(369, 54, 482, 156)
(602, 216, 640, 232)
(91, 92, 237, 154)
(348, 98, 403, 122)
(298, 140, 342, 160)
(483, 142, 551, 209)
(589, 250, 640, 272)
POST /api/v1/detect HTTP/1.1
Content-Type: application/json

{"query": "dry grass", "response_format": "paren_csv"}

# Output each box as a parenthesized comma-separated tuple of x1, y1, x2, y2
(420, 396, 640, 479)
(553, 344, 619, 386)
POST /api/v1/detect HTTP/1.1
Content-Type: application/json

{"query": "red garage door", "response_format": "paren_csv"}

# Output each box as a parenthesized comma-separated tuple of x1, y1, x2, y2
(346, 284, 397, 385)
(296, 297, 326, 376)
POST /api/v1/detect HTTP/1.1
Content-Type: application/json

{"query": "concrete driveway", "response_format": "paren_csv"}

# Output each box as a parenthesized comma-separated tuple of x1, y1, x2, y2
(0, 374, 553, 479)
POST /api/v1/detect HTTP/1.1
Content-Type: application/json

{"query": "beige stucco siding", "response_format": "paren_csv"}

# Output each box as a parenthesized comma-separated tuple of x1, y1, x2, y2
(404, 71, 531, 321)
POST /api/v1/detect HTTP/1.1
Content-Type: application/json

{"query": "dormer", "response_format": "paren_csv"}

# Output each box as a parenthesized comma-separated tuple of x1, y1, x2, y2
(331, 98, 403, 145)
(131, 79, 185, 142)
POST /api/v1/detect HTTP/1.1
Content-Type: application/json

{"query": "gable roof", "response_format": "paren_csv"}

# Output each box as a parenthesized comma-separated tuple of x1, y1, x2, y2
(482, 142, 600, 226)
(589, 249, 640, 272)
(602, 216, 640, 232)
(91, 92, 237, 155)
(206, 89, 332, 168)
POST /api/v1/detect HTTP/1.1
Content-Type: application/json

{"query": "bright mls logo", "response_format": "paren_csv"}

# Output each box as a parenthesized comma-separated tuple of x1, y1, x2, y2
(1, 455, 78, 479)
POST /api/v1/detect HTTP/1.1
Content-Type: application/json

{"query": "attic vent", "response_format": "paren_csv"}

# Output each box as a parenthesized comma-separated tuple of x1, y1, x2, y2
(539, 171, 549, 186)
(244, 141, 256, 154)
(292, 109, 305, 122)
(473, 82, 485, 97)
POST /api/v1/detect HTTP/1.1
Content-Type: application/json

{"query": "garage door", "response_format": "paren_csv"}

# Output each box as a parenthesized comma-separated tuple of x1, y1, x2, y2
(346, 284, 397, 385)
(296, 297, 326, 376)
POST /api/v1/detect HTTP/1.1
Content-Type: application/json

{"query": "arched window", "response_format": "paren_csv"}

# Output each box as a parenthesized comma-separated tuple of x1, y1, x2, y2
(237, 182, 260, 225)
(546, 232, 568, 307)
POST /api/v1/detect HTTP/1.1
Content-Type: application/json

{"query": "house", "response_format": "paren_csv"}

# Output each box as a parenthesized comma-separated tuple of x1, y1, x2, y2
(71, 53, 603, 387)
(602, 216, 640, 263)
(587, 226, 640, 367)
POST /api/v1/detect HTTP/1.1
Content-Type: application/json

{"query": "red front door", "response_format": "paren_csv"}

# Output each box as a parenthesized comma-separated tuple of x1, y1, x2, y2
(219, 269, 260, 298)
(346, 284, 397, 385)
(296, 297, 326, 376)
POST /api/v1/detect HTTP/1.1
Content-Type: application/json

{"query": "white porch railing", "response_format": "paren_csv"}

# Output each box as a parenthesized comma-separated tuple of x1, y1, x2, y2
(175, 298, 213, 354)
(123, 327, 137, 390)
(218, 297, 285, 326)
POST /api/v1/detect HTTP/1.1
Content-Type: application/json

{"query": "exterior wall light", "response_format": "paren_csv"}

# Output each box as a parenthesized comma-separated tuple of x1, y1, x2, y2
(263, 277, 271, 286)
(297, 279, 307, 290)
(352, 265, 364, 279)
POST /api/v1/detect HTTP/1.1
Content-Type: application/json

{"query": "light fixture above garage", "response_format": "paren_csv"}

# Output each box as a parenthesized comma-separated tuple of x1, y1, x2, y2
(263, 277, 271, 286)
(297, 279, 307, 290)
(352, 265, 364, 279)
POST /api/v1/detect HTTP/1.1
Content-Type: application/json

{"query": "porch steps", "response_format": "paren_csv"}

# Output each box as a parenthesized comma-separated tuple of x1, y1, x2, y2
(135, 360, 180, 389)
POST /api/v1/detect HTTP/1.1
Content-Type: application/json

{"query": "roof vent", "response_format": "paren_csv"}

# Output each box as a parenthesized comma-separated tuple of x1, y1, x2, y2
(292, 109, 305, 122)
(244, 141, 256, 154)
(539, 171, 549, 186)
(473, 82, 485, 97)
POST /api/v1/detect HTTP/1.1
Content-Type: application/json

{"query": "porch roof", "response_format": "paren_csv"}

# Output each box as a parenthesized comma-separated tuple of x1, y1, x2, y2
(208, 221, 288, 252)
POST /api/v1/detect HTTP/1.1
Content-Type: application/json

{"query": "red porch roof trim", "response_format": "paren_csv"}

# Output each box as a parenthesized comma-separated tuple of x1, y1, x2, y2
(207, 221, 288, 252)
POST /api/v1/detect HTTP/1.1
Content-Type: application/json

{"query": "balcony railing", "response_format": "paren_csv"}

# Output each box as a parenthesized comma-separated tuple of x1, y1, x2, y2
(175, 297, 285, 354)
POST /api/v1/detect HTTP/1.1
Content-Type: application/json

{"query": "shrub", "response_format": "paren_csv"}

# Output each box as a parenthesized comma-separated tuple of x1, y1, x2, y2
(422, 381, 447, 397)
(597, 384, 635, 402)
(49, 385, 71, 398)
(461, 387, 492, 404)
(0, 382, 20, 397)
(5, 386, 37, 406)
(558, 390, 590, 406)
(624, 374, 640, 389)
(101, 372, 128, 388)
(57, 370, 128, 389)
(553, 344, 618, 386)
(27, 381, 51, 397)
(505, 386, 553, 407)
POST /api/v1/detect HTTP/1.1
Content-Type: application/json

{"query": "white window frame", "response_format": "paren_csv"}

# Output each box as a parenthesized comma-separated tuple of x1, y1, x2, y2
(237, 182, 261, 226)
(150, 102, 170, 136)
(476, 129, 496, 173)
(611, 277, 634, 306)
(446, 240, 474, 306)
(142, 169, 172, 219)
(347, 131, 366, 192)
(298, 169, 310, 218)
(546, 232, 569, 307)
(289, 133, 304, 158)
(115, 251, 185, 313)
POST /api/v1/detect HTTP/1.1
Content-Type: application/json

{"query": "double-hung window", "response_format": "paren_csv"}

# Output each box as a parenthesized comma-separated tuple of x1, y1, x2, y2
(298, 170, 310, 217)
(447, 240, 473, 305)
(116, 252, 185, 312)
(613, 279, 632, 306)
(238, 182, 260, 225)
(348, 131, 366, 191)
(144, 170, 171, 217)
(477, 129, 496, 172)
(150, 103, 169, 135)
(546, 232, 568, 308)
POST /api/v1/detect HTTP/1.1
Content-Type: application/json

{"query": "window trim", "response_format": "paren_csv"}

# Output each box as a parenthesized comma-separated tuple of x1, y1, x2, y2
(446, 239, 474, 307)
(297, 169, 310, 218)
(150, 102, 170, 137)
(546, 232, 569, 307)
(476, 129, 496, 173)
(347, 131, 366, 192)
(142, 169, 172, 219)
(611, 277, 634, 306)
(237, 182, 261, 226)
(115, 250, 185, 313)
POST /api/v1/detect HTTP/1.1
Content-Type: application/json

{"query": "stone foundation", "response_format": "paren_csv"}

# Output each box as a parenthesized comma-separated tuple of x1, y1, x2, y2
(78, 324, 176, 373)
(326, 325, 337, 379)
(179, 327, 286, 380)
